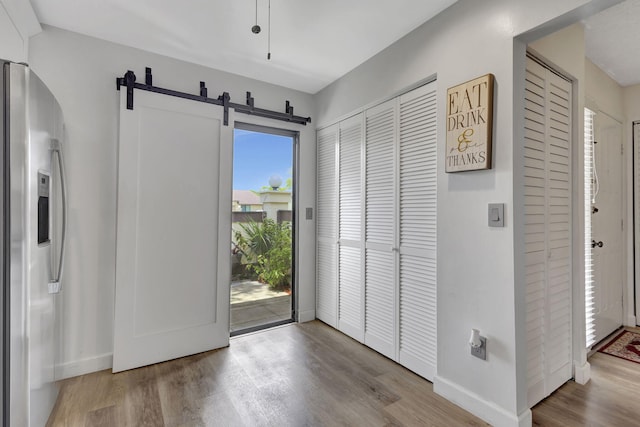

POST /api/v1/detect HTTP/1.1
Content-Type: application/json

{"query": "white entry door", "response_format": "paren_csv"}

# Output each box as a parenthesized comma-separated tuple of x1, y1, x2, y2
(113, 89, 233, 372)
(592, 112, 623, 343)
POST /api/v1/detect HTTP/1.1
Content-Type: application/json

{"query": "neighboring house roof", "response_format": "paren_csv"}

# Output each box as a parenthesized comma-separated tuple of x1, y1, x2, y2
(233, 190, 261, 206)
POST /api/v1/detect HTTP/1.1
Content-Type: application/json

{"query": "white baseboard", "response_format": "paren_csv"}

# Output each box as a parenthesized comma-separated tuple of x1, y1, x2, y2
(625, 314, 637, 327)
(55, 353, 113, 381)
(298, 309, 316, 323)
(434, 375, 531, 427)
(574, 360, 591, 385)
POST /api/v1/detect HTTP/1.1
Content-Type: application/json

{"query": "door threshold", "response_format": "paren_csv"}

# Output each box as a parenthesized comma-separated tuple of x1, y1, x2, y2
(230, 318, 294, 338)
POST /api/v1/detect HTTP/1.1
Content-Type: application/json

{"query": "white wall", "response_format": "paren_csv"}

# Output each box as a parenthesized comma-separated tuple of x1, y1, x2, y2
(28, 25, 316, 379)
(0, 0, 40, 62)
(623, 83, 640, 325)
(624, 84, 640, 120)
(315, 1, 603, 426)
(586, 58, 624, 119)
(0, 3, 25, 62)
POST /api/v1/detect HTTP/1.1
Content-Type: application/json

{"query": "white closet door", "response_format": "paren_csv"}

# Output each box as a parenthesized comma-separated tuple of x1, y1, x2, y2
(524, 58, 547, 404)
(316, 125, 339, 327)
(524, 57, 572, 407)
(364, 99, 397, 359)
(113, 89, 233, 372)
(545, 70, 572, 395)
(338, 114, 364, 340)
(398, 82, 437, 380)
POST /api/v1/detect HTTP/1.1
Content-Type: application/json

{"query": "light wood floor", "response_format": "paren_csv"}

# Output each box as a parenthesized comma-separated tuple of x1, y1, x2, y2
(47, 322, 640, 427)
(532, 326, 640, 427)
(47, 321, 488, 426)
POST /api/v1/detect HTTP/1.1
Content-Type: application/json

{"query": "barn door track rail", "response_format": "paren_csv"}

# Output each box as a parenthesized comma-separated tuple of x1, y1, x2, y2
(116, 68, 311, 126)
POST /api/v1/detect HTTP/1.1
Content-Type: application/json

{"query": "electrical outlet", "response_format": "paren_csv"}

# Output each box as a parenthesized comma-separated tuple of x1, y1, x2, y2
(471, 337, 487, 360)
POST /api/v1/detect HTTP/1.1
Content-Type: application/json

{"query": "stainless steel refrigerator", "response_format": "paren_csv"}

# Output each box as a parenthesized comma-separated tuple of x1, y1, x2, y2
(1, 62, 67, 426)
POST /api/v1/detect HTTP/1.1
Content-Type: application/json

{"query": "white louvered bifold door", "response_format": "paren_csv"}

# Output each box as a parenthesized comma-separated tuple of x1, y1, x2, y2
(545, 69, 572, 397)
(316, 82, 438, 380)
(338, 114, 365, 341)
(364, 99, 398, 359)
(317, 125, 339, 327)
(524, 58, 547, 405)
(397, 82, 437, 380)
(524, 56, 573, 408)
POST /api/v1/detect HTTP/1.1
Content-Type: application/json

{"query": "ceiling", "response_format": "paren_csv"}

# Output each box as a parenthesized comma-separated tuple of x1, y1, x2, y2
(29, 0, 457, 94)
(29, 0, 640, 91)
(584, 0, 640, 87)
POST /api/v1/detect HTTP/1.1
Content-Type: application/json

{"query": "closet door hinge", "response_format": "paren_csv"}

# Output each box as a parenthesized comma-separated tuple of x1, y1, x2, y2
(622, 144, 624, 156)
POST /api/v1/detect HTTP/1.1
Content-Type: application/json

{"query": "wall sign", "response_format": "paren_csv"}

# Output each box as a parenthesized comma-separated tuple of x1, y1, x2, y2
(446, 74, 494, 172)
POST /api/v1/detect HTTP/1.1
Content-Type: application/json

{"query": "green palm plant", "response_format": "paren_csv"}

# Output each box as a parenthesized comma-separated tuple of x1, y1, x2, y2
(234, 219, 292, 290)
(234, 219, 273, 262)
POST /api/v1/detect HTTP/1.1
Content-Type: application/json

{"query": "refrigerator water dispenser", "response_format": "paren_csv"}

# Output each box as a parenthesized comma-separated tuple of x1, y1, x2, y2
(37, 171, 50, 245)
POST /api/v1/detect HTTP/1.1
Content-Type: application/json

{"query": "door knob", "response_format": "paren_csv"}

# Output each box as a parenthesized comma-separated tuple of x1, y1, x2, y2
(591, 240, 603, 248)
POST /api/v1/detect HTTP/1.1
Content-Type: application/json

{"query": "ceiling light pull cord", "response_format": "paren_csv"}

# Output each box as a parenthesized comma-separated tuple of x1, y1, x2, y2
(267, 0, 271, 60)
(251, 0, 261, 34)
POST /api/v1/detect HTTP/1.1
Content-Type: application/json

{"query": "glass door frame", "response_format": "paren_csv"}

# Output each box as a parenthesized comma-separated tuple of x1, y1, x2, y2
(230, 121, 299, 336)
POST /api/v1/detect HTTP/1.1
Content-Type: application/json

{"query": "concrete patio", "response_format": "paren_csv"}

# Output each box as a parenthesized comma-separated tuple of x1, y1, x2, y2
(230, 280, 291, 332)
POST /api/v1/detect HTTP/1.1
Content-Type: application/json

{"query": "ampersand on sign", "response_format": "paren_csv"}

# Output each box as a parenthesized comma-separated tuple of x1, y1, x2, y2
(457, 128, 474, 152)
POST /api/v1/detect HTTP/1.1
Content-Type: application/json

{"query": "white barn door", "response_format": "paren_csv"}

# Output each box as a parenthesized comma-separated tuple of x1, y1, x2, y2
(113, 89, 233, 372)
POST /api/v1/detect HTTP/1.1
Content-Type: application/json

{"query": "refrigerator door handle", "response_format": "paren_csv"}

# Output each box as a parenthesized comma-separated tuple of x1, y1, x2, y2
(49, 138, 67, 293)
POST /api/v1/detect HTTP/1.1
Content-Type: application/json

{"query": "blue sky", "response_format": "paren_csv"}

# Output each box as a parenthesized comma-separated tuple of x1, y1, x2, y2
(233, 129, 293, 191)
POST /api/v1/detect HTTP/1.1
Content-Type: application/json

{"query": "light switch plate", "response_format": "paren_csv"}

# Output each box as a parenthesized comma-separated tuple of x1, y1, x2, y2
(488, 203, 504, 227)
